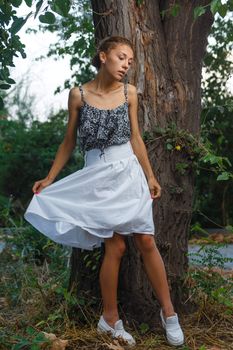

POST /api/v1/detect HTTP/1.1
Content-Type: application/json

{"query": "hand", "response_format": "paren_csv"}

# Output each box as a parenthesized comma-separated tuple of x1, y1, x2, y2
(147, 177, 162, 199)
(32, 177, 54, 194)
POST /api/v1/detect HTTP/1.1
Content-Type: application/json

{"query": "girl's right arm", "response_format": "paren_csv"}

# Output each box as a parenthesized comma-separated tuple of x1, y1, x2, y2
(32, 87, 82, 194)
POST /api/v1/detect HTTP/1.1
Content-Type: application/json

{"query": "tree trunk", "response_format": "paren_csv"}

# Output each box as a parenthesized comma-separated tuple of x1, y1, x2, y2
(69, 0, 214, 326)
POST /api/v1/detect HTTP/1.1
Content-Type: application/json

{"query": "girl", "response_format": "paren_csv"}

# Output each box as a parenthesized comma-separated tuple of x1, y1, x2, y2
(24, 36, 184, 346)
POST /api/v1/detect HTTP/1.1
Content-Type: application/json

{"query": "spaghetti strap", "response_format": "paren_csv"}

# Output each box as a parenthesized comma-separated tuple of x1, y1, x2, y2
(124, 82, 128, 103)
(78, 85, 84, 102)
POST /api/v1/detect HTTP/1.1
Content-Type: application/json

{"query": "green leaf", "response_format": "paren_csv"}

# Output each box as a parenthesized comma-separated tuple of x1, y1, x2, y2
(24, 0, 33, 6)
(218, 4, 227, 18)
(217, 172, 230, 181)
(10, 17, 27, 35)
(11, 0, 22, 7)
(6, 78, 16, 84)
(228, 0, 233, 11)
(0, 68, 9, 81)
(39, 11, 56, 24)
(34, 0, 43, 19)
(202, 154, 220, 165)
(139, 322, 150, 334)
(12, 339, 31, 350)
(51, 0, 71, 17)
(224, 157, 232, 167)
(34, 332, 48, 342)
(35, 320, 46, 327)
(199, 346, 207, 350)
(30, 344, 40, 350)
(171, 3, 181, 17)
(194, 6, 206, 19)
(0, 84, 11, 90)
(209, 155, 219, 164)
(26, 326, 36, 335)
(210, 0, 221, 15)
(166, 143, 173, 150)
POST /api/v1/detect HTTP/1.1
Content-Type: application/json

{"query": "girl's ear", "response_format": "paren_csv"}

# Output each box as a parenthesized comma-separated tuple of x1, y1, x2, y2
(99, 51, 106, 64)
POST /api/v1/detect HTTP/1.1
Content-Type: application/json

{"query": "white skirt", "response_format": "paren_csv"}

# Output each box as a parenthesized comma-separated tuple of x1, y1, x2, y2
(24, 141, 155, 250)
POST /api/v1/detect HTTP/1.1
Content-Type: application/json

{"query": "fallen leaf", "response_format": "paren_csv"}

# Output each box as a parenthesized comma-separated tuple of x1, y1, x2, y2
(42, 331, 57, 341)
(42, 332, 68, 350)
(103, 338, 125, 349)
(0, 297, 8, 308)
(51, 339, 68, 350)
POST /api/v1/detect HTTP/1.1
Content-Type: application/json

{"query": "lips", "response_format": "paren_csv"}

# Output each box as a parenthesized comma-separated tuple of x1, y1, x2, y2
(118, 71, 125, 76)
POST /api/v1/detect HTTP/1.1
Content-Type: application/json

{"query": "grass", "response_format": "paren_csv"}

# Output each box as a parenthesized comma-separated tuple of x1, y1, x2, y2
(0, 230, 233, 350)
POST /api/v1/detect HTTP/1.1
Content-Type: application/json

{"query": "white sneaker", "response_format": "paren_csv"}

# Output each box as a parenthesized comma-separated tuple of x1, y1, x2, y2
(97, 315, 136, 346)
(160, 309, 184, 346)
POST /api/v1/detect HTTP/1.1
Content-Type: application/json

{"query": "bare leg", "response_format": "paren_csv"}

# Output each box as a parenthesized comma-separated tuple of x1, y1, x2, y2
(133, 234, 175, 318)
(99, 232, 126, 327)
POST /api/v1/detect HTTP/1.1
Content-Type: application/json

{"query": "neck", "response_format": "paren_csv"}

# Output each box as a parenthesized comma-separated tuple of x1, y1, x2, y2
(92, 69, 122, 92)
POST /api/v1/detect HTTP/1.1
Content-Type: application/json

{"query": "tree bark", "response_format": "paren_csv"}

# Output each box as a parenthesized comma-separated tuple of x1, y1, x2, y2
(69, 0, 214, 326)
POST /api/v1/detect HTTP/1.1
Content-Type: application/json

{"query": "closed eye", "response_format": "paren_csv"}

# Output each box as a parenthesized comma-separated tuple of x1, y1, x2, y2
(119, 57, 133, 65)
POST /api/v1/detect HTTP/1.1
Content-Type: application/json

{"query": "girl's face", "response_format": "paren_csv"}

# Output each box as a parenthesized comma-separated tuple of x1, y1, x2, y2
(100, 44, 134, 80)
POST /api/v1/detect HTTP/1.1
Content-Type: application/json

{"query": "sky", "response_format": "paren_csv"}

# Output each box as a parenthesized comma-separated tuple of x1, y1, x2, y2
(8, 3, 233, 123)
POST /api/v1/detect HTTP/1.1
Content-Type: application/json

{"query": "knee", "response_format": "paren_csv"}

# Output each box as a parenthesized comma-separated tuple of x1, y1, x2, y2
(134, 235, 156, 254)
(105, 235, 126, 259)
(115, 238, 126, 257)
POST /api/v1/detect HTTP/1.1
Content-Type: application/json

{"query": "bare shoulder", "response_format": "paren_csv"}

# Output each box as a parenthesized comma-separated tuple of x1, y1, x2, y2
(127, 83, 137, 106)
(127, 83, 137, 93)
(69, 86, 81, 98)
(68, 86, 83, 110)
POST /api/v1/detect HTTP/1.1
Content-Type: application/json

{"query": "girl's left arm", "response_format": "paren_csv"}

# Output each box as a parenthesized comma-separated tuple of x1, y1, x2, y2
(128, 84, 162, 200)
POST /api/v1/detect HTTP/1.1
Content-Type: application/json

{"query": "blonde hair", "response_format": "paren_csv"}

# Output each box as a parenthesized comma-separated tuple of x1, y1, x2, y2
(92, 36, 134, 70)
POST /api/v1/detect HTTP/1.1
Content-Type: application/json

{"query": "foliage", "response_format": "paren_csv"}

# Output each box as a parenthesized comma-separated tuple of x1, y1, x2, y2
(143, 103, 233, 228)
(0, 206, 100, 348)
(11, 327, 51, 350)
(0, 0, 94, 109)
(83, 249, 102, 272)
(187, 244, 233, 309)
(202, 15, 233, 103)
(190, 222, 209, 237)
(143, 120, 233, 181)
(0, 200, 71, 299)
(193, 104, 233, 227)
(189, 243, 233, 269)
(0, 108, 84, 205)
(1, 210, 233, 348)
(28, 0, 95, 92)
(192, 13, 233, 228)
(160, 0, 233, 20)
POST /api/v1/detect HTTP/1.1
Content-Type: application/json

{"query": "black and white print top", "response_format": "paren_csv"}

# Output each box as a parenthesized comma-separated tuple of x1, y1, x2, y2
(77, 83, 131, 158)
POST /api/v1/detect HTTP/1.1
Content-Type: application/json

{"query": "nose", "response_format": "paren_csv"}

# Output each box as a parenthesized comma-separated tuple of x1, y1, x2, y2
(122, 60, 129, 70)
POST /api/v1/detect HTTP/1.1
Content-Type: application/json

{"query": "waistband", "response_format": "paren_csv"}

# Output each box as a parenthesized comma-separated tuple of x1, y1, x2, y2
(84, 141, 134, 167)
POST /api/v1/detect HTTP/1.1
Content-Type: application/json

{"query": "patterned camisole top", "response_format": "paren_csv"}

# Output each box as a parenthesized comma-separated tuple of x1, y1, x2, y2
(77, 83, 131, 158)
